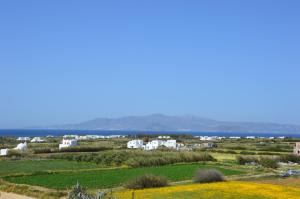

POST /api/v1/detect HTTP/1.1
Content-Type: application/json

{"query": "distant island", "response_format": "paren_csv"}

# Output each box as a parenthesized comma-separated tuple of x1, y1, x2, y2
(31, 114, 300, 133)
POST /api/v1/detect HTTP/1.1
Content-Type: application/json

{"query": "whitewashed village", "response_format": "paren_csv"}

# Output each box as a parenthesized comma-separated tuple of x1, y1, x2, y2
(0, 133, 297, 157)
(1, 132, 300, 199)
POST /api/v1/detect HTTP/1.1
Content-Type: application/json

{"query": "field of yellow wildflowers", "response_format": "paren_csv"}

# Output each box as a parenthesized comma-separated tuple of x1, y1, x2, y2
(112, 181, 300, 199)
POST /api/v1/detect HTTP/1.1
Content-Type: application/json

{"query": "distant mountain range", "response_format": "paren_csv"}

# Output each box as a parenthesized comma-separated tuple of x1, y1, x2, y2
(34, 114, 300, 133)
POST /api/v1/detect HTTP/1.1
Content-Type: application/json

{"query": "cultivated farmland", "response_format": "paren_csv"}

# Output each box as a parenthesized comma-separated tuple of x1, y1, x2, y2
(5, 163, 244, 189)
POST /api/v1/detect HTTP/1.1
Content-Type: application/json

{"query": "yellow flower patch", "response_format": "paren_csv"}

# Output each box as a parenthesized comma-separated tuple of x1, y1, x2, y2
(112, 181, 300, 199)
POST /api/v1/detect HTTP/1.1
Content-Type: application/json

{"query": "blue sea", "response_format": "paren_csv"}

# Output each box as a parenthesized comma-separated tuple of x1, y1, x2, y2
(0, 129, 300, 138)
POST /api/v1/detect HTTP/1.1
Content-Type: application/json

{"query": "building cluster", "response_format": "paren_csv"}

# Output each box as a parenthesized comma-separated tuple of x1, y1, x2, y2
(157, 135, 171, 139)
(0, 142, 28, 156)
(63, 134, 125, 140)
(127, 139, 177, 150)
(17, 136, 45, 143)
(194, 135, 286, 140)
(195, 136, 224, 141)
(31, 137, 45, 143)
(17, 137, 30, 141)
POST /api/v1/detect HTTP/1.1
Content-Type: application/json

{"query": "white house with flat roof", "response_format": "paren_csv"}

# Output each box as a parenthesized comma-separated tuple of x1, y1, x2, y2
(164, 140, 177, 148)
(59, 139, 77, 149)
(127, 139, 144, 149)
(144, 140, 177, 151)
(31, 137, 45, 143)
(17, 137, 30, 141)
(158, 135, 171, 139)
(0, 148, 8, 156)
(144, 140, 163, 150)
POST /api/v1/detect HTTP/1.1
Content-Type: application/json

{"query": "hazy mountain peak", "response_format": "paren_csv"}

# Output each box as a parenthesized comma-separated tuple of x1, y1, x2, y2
(38, 114, 300, 133)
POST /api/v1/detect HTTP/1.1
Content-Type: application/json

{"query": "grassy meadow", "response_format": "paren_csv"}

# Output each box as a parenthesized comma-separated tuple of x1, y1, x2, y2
(4, 162, 244, 189)
(0, 159, 101, 177)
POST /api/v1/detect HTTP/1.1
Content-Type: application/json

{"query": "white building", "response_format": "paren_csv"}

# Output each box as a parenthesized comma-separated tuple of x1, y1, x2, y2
(246, 136, 256, 139)
(127, 139, 178, 150)
(127, 140, 144, 149)
(199, 136, 221, 141)
(14, 142, 27, 151)
(63, 135, 78, 138)
(31, 137, 45, 143)
(164, 140, 177, 148)
(0, 149, 8, 156)
(229, 136, 241, 139)
(59, 139, 77, 149)
(46, 135, 54, 138)
(144, 140, 163, 150)
(202, 142, 215, 148)
(144, 140, 177, 150)
(17, 137, 30, 141)
(158, 135, 171, 139)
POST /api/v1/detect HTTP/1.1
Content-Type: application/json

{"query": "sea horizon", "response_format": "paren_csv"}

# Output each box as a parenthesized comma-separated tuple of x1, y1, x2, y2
(1, 129, 299, 138)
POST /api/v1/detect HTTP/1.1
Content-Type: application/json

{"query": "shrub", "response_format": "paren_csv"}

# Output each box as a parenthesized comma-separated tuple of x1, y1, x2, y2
(33, 148, 52, 154)
(193, 169, 224, 183)
(258, 145, 292, 152)
(259, 157, 279, 169)
(279, 154, 300, 163)
(126, 174, 168, 189)
(236, 155, 258, 165)
(227, 146, 246, 150)
(6, 149, 28, 158)
(226, 150, 237, 154)
(59, 146, 112, 153)
(240, 151, 256, 155)
(52, 151, 215, 167)
(257, 152, 279, 155)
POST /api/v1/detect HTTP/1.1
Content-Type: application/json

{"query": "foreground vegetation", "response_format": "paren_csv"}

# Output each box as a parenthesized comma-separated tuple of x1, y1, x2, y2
(111, 181, 300, 199)
(0, 159, 100, 177)
(1, 135, 300, 198)
(51, 150, 215, 167)
(5, 163, 243, 189)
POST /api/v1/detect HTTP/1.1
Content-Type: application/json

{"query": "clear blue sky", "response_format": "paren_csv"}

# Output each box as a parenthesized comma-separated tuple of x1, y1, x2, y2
(0, 0, 300, 128)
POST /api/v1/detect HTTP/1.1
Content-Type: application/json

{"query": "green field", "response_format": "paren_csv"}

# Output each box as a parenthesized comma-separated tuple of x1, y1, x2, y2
(0, 160, 100, 177)
(5, 163, 244, 190)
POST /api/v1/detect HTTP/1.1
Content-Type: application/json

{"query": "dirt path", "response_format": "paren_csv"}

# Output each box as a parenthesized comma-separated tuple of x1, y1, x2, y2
(0, 192, 34, 199)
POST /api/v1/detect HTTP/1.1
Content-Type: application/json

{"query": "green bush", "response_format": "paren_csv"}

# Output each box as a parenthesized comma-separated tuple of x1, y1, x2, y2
(59, 146, 112, 153)
(259, 157, 279, 169)
(236, 155, 258, 165)
(226, 146, 246, 150)
(126, 174, 168, 189)
(52, 151, 215, 167)
(279, 154, 300, 163)
(6, 150, 27, 158)
(257, 145, 292, 152)
(33, 148, 52, 154)
(193, 169, 224, 183)
(257, 152, 280, 155)
(240, 151, 256, 155)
